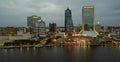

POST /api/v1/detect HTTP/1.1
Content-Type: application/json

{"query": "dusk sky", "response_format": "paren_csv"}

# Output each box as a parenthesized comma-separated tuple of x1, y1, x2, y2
(0, 0, 120, 27)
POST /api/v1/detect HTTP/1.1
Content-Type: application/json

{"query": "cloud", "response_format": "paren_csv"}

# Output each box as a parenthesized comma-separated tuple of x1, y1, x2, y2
(0, 0, 120, 27)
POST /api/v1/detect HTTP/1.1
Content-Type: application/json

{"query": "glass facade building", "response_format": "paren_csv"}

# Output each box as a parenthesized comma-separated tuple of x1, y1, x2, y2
(81, 6, 98, 37)
(82, 6, 94, 31)
(38, 20, 46, 37)
(65, 8, 73, 35)
(27, 15, 41, 36)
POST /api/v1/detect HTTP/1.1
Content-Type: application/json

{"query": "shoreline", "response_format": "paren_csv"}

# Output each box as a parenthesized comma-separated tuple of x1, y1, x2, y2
(0, 44, 120, 49)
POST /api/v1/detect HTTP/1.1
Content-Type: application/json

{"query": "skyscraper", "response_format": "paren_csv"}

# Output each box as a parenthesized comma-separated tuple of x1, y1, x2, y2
(27, 15, 41, 36)
(80, 6, 98, 37)
(65, 8, 73, 35)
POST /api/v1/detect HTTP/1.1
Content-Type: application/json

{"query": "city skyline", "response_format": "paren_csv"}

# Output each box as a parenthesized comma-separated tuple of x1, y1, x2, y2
(0, 0, 120, 27)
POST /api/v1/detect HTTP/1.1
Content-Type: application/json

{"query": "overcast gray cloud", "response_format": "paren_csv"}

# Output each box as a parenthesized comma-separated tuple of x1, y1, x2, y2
(0, 0, 120, 27)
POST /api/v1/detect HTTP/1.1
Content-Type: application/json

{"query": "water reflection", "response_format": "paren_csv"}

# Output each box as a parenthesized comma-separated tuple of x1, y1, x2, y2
(3, 49, 7, 55)
(26, 47, 29, 52)
(10, 48, 13, 54)
(33, 47, 36, 54)
(20, 47, 23, 53)
(0, 47, 120, 62)
(65, 46, 74, 53)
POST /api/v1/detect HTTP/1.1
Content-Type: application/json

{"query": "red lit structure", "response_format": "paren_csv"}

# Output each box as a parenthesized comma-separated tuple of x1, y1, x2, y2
(64, 38, 76, 46)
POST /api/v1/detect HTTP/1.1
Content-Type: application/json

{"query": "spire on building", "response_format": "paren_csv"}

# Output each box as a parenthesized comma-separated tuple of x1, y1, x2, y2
(97, 21, 100, 24)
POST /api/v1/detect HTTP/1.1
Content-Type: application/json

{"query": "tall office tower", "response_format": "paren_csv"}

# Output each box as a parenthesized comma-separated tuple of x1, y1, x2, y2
(38, 20, 46, 37)
(80, 6, 98, 37)
(65, 8, 74, 35)
(49, 22, 57, 33)
(27, 15, 41, 36)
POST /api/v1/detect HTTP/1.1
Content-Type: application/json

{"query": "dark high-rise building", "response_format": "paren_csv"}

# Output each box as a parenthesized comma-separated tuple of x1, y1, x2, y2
(80, 6, 98, 37)
(49, 22, 57, 33)
(65, 8, 74, 35)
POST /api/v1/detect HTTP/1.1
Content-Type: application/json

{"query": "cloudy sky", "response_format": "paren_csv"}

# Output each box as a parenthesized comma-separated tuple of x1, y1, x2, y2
(0, 0, 120, 27)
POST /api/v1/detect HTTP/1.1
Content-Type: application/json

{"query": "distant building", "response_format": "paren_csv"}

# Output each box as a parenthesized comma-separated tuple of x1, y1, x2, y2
(38, 20, 46, 37)
(95, 21, 101, 32)
(0, 27, 17, 36)
(65, 8, 74, 35)
(100, 26, 120, 36)
(27, 15, 41, 36)
(80, 6, 98, 37)
(57, 27, 65, 32)
(0, 30, 31, 42)
(8, 30, 31, 40)
(49, 22, 57, 33)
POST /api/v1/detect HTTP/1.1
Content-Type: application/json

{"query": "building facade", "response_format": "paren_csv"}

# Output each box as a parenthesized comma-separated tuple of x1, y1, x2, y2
(49, 22, 57, 33)
(95, 21, 101, 33)
(38, 20, 46, 37)
(81, 6, 98, 37)
(65, 8, 74, 35)
(27, 15, 41, 36)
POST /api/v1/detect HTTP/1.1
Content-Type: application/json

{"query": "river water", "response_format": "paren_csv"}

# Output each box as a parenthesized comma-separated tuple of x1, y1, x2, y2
(0, 46, 120, 62)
